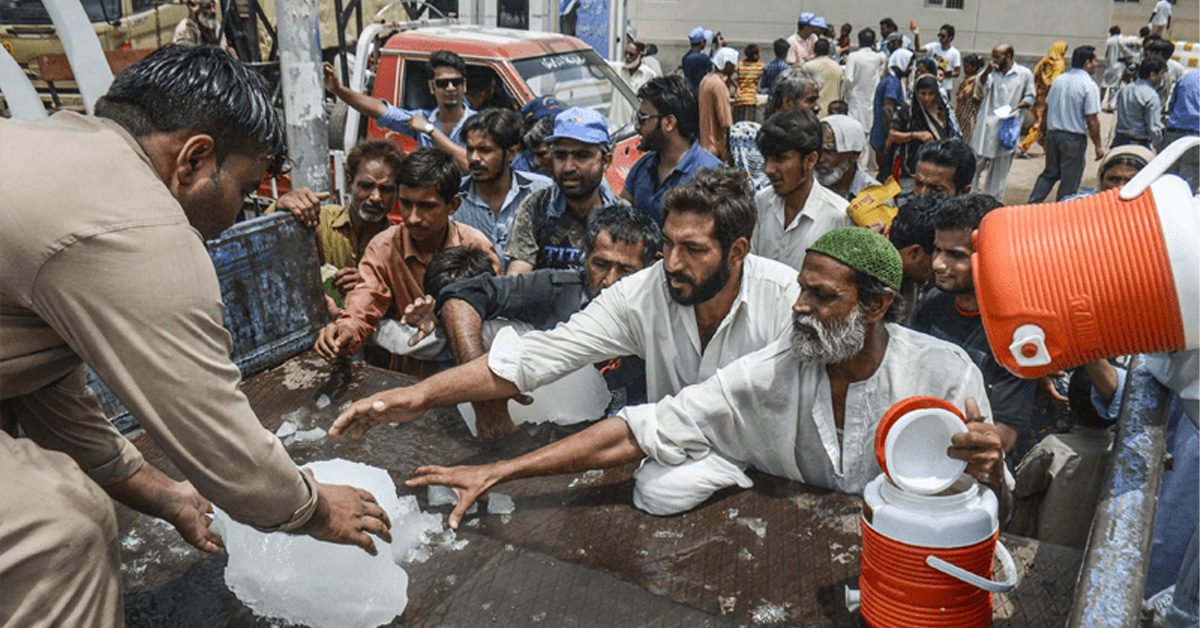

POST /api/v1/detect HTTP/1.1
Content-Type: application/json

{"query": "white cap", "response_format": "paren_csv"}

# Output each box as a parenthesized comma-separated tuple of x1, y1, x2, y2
(711, 46, 739, 70)
(888, 48, 914, 72)
(822, 114, 867, 153)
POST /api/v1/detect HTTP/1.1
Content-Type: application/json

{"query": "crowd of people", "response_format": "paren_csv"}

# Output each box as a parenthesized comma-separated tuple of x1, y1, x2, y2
(1, 8, 1197, 624)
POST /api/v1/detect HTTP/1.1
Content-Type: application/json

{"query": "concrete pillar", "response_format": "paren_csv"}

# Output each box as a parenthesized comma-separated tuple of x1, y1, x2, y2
(275, 0, 331, 193)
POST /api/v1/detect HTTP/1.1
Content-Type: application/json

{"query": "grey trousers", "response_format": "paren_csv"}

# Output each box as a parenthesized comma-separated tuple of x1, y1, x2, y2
(1161, 129, 1200, 194)
(1029, 130, 1089, 202)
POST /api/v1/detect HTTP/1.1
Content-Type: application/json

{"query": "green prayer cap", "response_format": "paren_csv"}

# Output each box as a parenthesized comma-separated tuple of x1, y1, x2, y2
(806, 227, 903, 292)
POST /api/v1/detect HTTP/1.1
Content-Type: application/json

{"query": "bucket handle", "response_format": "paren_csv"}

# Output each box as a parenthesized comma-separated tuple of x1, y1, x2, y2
(924, 540, 1018, 594)
(1120, 136, 1200, 200)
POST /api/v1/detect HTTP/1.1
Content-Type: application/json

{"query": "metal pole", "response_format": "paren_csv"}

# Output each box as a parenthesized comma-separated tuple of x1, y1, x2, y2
(1068, 356, 1170, 627)
(42, 0, 114, 113)
(275, 0, 331, 193)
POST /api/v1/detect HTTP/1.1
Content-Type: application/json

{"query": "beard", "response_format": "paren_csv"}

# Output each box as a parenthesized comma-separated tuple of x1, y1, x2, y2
(815, 160, 851, 188)
(790, 307, 867, 364)
(637, 125, 664, 153)
(354, 201, 388, 223)
(666, 256, 731, 306)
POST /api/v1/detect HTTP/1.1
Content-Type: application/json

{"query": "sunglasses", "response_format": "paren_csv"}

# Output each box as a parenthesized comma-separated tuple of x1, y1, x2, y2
(635, 112, 662, 124)
(433, 77, 465, 89)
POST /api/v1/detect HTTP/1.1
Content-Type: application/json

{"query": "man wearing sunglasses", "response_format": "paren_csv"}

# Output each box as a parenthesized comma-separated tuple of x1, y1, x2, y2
(622, 76, 723, 226)
(325, 49, 474, 170)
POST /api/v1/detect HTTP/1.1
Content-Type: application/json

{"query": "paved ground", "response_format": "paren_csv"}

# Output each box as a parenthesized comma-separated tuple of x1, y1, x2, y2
(985, 111, 1118, 206)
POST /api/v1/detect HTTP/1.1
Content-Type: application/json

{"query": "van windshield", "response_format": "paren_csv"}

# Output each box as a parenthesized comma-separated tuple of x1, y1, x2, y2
(0, 0, 122, 25)
(512, 50, 640, 137)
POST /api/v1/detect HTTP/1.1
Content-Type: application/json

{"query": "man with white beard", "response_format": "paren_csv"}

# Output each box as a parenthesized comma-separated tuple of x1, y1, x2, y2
(815, 115, 879, 202)
(396, 227, 1009, 521)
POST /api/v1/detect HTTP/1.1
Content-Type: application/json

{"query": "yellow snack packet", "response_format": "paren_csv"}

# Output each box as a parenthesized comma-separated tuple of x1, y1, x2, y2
(847, 178, 902, 230)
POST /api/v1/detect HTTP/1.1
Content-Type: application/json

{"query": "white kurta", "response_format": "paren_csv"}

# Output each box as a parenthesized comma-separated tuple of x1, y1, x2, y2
(969, 64, 1035, 159)
(621, 324, 993, 498)
(750, 181, 852, 271)
(1101, 35, 1127, 89)
(843, 48, 887, 135)
(488, 255, 800, 401)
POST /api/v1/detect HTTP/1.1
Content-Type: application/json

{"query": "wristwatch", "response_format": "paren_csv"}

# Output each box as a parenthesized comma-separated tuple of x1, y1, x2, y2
(420, 120, 436, 135)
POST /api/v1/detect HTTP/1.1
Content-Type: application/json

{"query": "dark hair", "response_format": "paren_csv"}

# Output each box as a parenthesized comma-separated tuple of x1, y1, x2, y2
(428, 49, 466, 76)
(744, 43, 761, 63)
(890, 193, 939, 254)
(915, 56, 938, 77)
(813, 38, 831, 57)
(963, 53, 984, 70)
(346, 139, 405, 182)
(1148, 38, 1176, 60)
(1069, 368, 1115, 429)
(939, 24, 956, 39)
(827, 100, 850, 115)
(1110, 25, 1121, 36)
(1138, 57, 1166, 79)
(858, 27, 876, 48)
(1139, 26, 1151, 39)
(94, 45, 286, 174)
(932, 193, 1002, 233)
(855, 270, 904, 323)
(1071, 46, 1097, 69)
(773, 38, 790, 59)
(757, 110, 822, 159)
(523, 115, 555, 150)
(1100, 152, 1150, 178)
(880, 18, 898, 32)
(916, 139, 976, 193)
(637, 75, 700, 141)
(423, 246, 496, 297)
(397, 147, 460, 202)
(661, 166, 756, 252)
(584, 203, 663, 267)
(462, 108, 523, 150)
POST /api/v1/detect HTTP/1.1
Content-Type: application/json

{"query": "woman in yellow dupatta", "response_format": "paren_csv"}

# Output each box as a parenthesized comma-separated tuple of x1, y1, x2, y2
(1018, 41, 1068, 155)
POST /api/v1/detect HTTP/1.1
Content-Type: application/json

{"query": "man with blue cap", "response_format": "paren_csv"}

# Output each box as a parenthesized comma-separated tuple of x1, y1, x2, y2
(787, 13, 821, 66)
(683, 26, 713, 93)
(504, 107, 626, 274)
(511, 95, 564, 175)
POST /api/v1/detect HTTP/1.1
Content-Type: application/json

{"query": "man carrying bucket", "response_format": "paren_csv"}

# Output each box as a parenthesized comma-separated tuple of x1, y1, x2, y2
(373, 227, 1009, 522)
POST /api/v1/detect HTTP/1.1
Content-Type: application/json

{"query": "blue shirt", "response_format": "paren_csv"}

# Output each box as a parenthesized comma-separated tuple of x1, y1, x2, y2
(682, 50, 711, 94)
(1045, 68, 1101, 135)
(455, 169, 553, 269)
(760, 58, 790, 94)
(870, 73, 906, 150)
(1167, 70, 1200, 133)
(376, 101, 476, 147)
(1115, 79, 1163, 143)
(624, 141, 723, 225)
(511, 149, 539, 175)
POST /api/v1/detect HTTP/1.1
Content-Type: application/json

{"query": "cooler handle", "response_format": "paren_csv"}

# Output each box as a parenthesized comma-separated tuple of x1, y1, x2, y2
(1120, 136, 1200, 200)
(925, 540, 1018, 593)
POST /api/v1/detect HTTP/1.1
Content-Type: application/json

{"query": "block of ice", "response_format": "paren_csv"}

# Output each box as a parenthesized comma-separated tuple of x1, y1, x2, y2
(487, 493, 515, 515)
(390, 496, 444, 565)
(214, 459, 408, 628)
(274, 421, 297, 439)
(293, 427, 326, 442)
(425, 485, 477, 514)
(456, 363, 610, 437)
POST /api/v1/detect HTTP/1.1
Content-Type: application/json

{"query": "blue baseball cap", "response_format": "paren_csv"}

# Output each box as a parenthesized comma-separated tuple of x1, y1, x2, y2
(545, 107, 610, 146)
(810, 16, 829, 30)
(688, 26, 712, 44)
(520, 95, 564, 125)
(798, 12, 815, 25)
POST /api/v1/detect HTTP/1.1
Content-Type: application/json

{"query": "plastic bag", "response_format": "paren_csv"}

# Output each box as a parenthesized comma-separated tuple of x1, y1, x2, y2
(998, 114, 1022, 151)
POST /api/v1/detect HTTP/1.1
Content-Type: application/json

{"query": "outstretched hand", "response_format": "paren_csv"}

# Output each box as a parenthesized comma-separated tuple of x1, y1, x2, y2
(164, 480, 223, 555)
(300, 479, 393, 555)
(401, 295, 439, 346)
(329, 388, 427, 440)
(406, 463, 502, 529)
(276, 188, 328, 229)
(947, 397, 1005, 491)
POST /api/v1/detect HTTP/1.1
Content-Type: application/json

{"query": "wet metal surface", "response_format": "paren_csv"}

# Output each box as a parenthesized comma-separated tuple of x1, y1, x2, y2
(118, 353, 1084, 627)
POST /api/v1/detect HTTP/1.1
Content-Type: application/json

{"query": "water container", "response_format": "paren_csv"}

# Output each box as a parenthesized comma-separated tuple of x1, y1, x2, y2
(973, 137, 1200, 379)
(848, 397, 1017, 627)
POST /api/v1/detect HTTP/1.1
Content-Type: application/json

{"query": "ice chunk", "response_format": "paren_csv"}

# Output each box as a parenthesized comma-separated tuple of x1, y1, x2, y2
(293, 427, 326, 442)
(568, 469, 604, 488)
(214, 459, 408, 628)
(427, 485, 457, 507)
(315, 394, 332, 409)
(456, 359, 610, 436)
(751, 603, 787, 625)
(736, 517, 767, 539)
(487, 493, 515, 515)
(274, 421, 297, 439)
(390, 499, 444, 565)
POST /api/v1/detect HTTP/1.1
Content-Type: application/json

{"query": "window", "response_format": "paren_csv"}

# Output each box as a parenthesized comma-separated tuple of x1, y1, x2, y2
(925, 0, 965, 8)
(512, 50, 640, 133)
(400, 60, 515, 111)
(0, 0, 121, 24)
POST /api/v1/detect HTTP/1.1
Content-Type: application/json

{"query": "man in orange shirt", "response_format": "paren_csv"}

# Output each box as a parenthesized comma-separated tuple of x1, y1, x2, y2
(315, 148, 500, 364)
(699, 47, 738, 161)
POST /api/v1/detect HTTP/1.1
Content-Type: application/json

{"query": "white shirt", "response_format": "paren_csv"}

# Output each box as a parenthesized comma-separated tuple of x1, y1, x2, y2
(970, 63, 1035, 158)
(1153, 0, 1172, 26)
(608, 61, 660, 127)
(488, 255, 800, 400)
(750, 181, 852, 270)
(923, 42, 962, 93)
(621, 324, 993, 495)
(843, 48, 887, 133)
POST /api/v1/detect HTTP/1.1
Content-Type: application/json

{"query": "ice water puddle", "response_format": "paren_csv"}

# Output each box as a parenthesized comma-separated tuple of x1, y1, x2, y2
(213, 459, 468, 628)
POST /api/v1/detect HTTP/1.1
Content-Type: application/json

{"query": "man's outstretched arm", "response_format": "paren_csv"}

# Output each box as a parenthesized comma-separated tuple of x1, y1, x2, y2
(405, 417, 644, 528)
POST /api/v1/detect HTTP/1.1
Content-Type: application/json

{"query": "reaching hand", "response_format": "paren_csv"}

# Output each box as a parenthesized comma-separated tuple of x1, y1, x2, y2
(276, 188, 328, 229)
(332, 267, 362, 294)
(322, 62, 341, 95)
(301, 480, 393, 555)
(1094, 146, 1105, 162)
(1038, 372, 1069, 406)
(400, 295, 439, 346)
(314, 322, 356, 362)
(406, 463, 502, 529)
(329, 387, 427, 440)
(947, 397, 1005, 491)
(163, 480, 223, 555)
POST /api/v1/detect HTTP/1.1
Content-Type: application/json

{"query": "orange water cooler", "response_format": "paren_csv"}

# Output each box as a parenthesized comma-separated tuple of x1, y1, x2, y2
(974, 137, 1200, 379)
(847, 397, 1018, 627)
